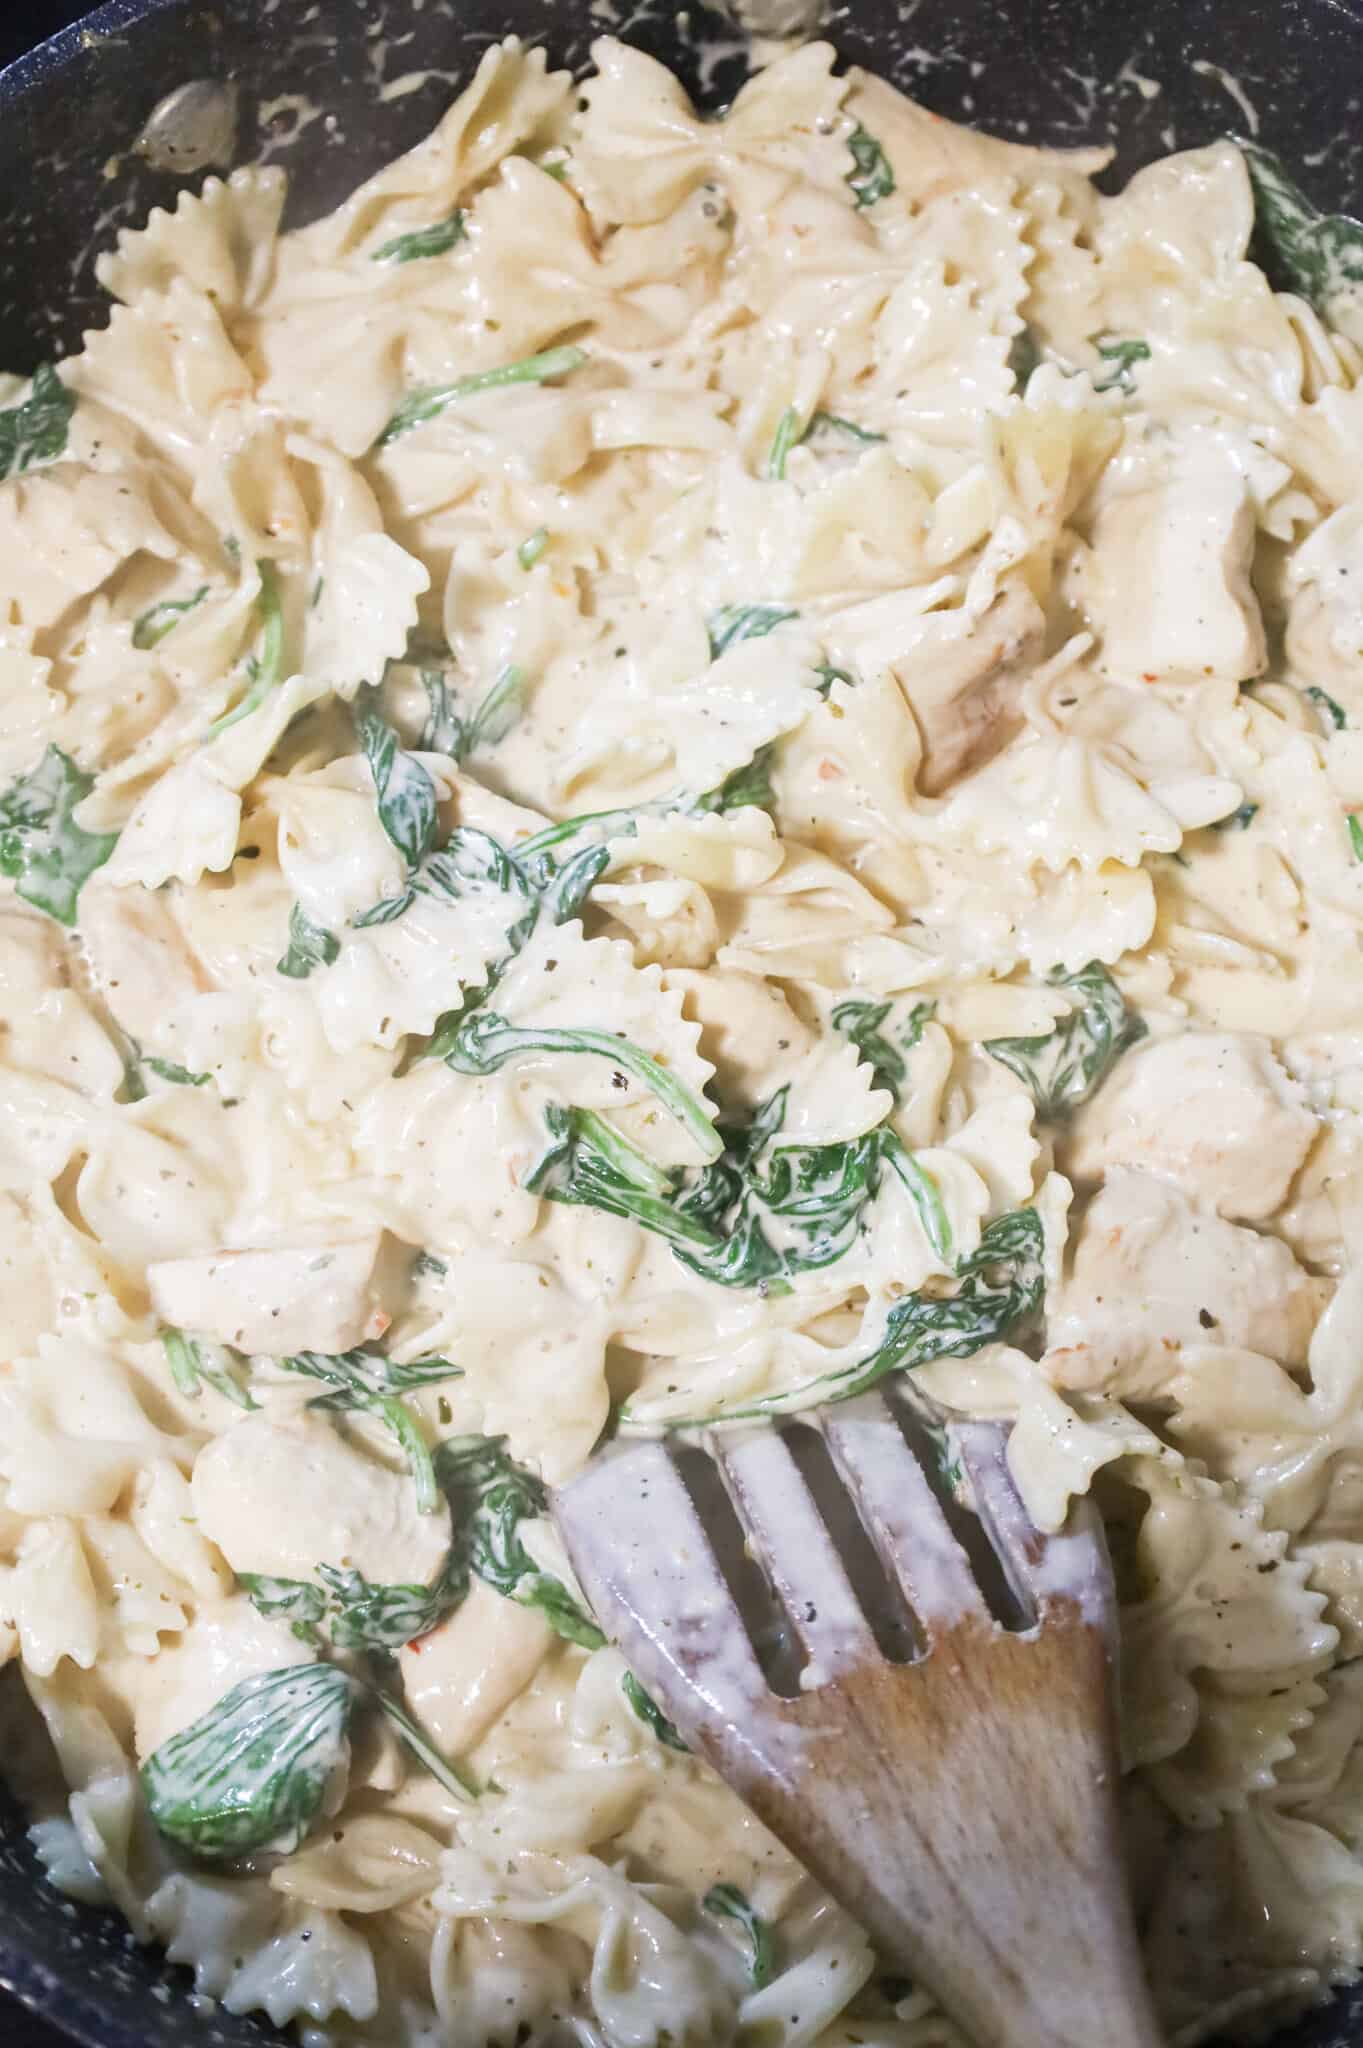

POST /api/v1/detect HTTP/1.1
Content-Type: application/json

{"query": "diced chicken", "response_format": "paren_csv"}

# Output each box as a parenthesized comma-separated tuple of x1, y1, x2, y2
(190, 1406, 451, 1588)
(77, 885, 210, 1044)
(1078, 429, 1267, 686)
(895, 580, 1045, 795)
(1065, 1032, 1316, 1223)
(147, 1237, 385, 1356)
(399, 1577, 554, 1756)
(1045, 1169, 1324, 1396)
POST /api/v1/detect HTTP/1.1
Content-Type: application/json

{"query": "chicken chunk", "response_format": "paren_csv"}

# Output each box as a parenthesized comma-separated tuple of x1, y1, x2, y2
(1078, 428, 1267, 686)
(895, 580, 1045, 795)
(1045, 1169, 1324, 1396)
(78, 884, 210, 1045)
(399, 1577, 554, 1756)
(1065, 1032, 1316, 1223)
(191, 1406, 451, 1588)
(147, 1237, 385, 1356)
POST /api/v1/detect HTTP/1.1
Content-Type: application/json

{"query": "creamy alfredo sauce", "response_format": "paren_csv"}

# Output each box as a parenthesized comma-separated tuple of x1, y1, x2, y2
(0, 29, 1361, 2048)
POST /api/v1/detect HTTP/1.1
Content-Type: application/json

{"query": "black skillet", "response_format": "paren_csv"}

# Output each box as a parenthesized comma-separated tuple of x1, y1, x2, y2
(2, 0, 1363, 2042)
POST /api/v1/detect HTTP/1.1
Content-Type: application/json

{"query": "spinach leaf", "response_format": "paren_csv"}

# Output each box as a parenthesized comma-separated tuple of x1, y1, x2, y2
(1007, 328, 1043, 392)
(1350, 814, 1363, 863)
(983, 962, 1145, 1120)
(281, 1349, 463, 1515)
(814, 660, 856, 697)
(436, 1434, 606, 1647)
(703, 1884, 776, 1989)
(355, 695, 440, 871)
(628, 1205, 1044, 1427)
(235, 1573, 326, 1644)
(378, 344, 588, 447)
(804, 410, 886, 448)
(442, 1011, 722, 1160)
(241, 1564, 459, 1654)
(707, 603, 799, 658)
(692, 741, 778, 818)
(132, 585, 209, 650)
(845, 123, 895, 209)
(372, 209, 466, 264)
(206, 560, 286, 738)
(1213, 800, 1259, 831)
(142, 1053, 211, 1086)
(0, 363, 75, 480)
(459, 663, 525, 755)
(0, 747, 117, 925)
(161, 1327, 258, 1411)
(142, 1664, 353, 1859)
(1092, 335, 1151, 394)
(621, 1671, 688, 1750)
(831, 996, 934, 1106)
(419, 670, 461, 754)
(528, 1092, 951, 1290)
(767, 407, 801, 480)
(518, 526, 549, 569)
(1307, 684, 1348, 732)
(1239, 141, 1363, 320)
(276, 901, 341, 978)
(370, 1684, 481, 1799)
(412, 1249, 448, 1280)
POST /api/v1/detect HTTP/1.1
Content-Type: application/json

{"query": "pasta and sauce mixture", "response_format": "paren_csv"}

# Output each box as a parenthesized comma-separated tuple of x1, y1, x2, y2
(1, 31, 1362, 2047)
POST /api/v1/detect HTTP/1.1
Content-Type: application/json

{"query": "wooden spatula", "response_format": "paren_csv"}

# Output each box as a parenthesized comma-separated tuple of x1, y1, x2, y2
(553, 1392, 1162, 2048)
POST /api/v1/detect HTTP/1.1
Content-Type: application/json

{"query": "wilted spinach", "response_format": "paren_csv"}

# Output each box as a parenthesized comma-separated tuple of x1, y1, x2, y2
(372, 209, 466, 264)
(280, 1349, 463, 1515)
(378, 344, 589, 446)
(0, 363, 75, 480)
(983, 962, 1145, 1120)
(0, 746, 117, 924)
(276, 901, 341, 978)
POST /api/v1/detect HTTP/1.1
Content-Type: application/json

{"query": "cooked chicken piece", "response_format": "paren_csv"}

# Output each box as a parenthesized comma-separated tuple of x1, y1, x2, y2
(895, 580, 1045, 795)
(1078, 429, 1267, 686)
(191, 1406, 451, 1588)
(78, 883, 210, 1044)
(1065, 1032, 1316, 1223)
(399, 1577, 554, 1756)
(147, 1237, 385, 1356)
(1045, 1169, 1323, 1397)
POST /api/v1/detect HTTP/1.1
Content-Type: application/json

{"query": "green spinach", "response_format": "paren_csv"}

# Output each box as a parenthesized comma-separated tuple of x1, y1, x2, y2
(132, 585, 209, 651)
(276, 901, 341, 978)
(1239, 141, 1363, 321)
(527, 1089, 950, 1291)
(621, 1671, 688, 1750)
(1307, 684, 1348, 732)
(436, 1435, 606, 1647)
(767, 407, 801, 480)
(707, 604, 799, 658)
(206, 560, 286, 738)
(142, 1663, 354, 1859)
(1092, 336, 1151, 394)
(517, 526, 549, 569)
(440, 1010, 723, 1160)
(281, 1349, 463, 1515)
(983, 962, 1145, 1120)
(355, 694, 440, 871)
(703, 1884, 776, 1989)
(627, 1204, 1044, 1426)
(161, 1327, 258, 1411)
(0, 364, 75, 480)
(378, 344, 588, 447)
(831, 996, 934, 1106)
(0, 747, 117, 925)
(240, 1562, 458, 1654)
(845, 124, 895, 208)
(372, 209, 466, 264)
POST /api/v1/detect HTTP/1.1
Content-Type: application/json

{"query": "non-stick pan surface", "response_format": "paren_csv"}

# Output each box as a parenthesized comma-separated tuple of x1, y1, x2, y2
(2, 1, 1363, 2042)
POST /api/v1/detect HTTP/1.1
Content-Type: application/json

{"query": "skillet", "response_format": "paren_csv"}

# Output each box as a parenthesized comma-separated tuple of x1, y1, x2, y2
(1, 0, 1362, 2042)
